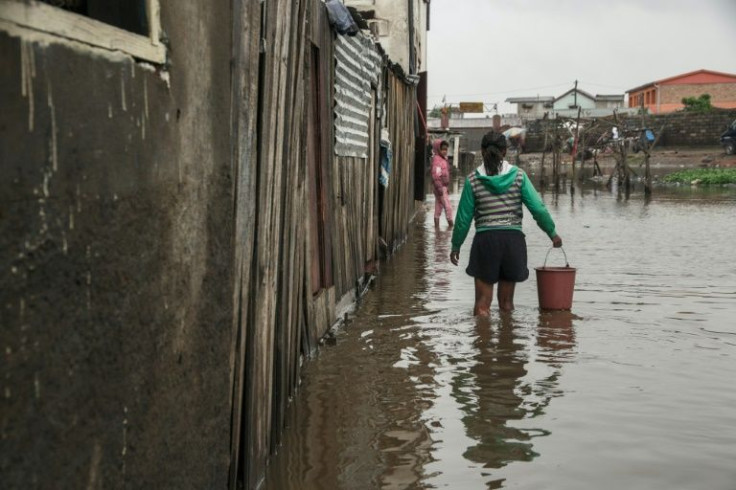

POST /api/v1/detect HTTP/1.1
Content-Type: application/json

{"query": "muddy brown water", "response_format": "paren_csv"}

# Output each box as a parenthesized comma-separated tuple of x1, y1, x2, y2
(263, 180, 736, 490)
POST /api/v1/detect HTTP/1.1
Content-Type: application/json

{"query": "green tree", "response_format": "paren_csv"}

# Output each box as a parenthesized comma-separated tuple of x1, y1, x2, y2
(681, 93, 713, 113)
(428, 105, 442, 118)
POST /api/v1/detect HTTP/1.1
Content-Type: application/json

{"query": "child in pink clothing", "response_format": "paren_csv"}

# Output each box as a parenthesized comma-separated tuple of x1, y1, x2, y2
(431, 139, 453, 228)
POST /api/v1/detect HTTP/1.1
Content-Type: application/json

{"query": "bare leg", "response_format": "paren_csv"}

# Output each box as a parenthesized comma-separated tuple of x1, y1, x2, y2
(497, 281, 516, 311)
(442, 188, 454, 227)
(474, 278, 494, 317)
(434, 191, 442, 229)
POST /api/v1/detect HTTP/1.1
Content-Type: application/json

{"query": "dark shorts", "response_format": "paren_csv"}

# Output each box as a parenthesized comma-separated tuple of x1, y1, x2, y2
(466, 229, 529, 284)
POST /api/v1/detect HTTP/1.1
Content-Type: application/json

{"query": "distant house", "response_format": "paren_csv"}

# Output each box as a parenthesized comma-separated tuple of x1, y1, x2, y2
(505, 96, 555, 120)
(553, 87, 597, 111)
(507, 89, 629, 121)
(427, 115, 524, 152)
(595, 94, 626, 110)
(627, 69, 736, 114)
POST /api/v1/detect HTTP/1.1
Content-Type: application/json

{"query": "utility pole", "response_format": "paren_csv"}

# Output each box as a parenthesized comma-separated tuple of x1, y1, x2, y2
(571, 106, 582, 190)
(574, 80, 578, 108)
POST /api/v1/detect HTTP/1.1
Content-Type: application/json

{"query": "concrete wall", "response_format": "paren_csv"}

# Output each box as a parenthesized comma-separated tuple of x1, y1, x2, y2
(595, 99, 625, 109)
(515, 103, 548, 120)
(1, 3, 236, 488)
(346, 0, 428, 74)
(457, 128, 490, 153)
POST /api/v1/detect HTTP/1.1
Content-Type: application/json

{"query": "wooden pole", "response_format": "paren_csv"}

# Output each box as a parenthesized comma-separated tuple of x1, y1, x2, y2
(571, 107, 581, 181)
(640, 99, 651, 195)
(540, 120, 548, 188)
(553, 134, 561, 193)
(579, 124, 590, 182)
(570, 107, 581, 195)
(623, 142, 630, 198)
(642, 123, 666, 196)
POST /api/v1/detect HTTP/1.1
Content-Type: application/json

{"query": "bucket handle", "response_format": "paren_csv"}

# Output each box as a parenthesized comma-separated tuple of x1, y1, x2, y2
(543, 247, 570, 268)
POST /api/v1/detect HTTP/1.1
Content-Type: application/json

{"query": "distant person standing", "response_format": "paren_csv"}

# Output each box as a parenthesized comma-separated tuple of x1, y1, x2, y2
(450, 131, 562, 316)
(431, 139, 453, 228)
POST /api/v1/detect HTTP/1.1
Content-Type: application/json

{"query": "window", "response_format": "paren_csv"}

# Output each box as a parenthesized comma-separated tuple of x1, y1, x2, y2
(0, 0, 165, 63)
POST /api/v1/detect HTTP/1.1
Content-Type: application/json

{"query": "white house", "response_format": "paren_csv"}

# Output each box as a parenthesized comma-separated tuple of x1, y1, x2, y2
(553, 88, 596, 111)
(507, 88, 631, 120)
(505, 96, 555, 121)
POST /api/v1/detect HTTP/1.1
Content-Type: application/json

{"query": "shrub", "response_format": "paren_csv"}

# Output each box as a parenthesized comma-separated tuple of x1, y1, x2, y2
(662, 168, 736, 185)
(681, 94, 713, 113)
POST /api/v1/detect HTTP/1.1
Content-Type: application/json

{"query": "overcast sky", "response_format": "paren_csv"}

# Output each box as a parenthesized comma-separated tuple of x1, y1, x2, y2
(426, 0, 736, 115)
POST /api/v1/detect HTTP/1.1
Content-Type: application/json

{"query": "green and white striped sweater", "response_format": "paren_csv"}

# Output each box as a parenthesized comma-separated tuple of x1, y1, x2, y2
(451, 161, 557, 253)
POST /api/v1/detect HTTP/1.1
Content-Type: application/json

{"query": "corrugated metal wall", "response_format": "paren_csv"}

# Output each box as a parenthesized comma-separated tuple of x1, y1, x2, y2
(334, 33, 382, 157)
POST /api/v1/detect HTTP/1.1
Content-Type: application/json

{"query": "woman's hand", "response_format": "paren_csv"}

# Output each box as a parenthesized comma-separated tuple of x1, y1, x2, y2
(450, 250, 460, 265)
(551, 235, 563, 248)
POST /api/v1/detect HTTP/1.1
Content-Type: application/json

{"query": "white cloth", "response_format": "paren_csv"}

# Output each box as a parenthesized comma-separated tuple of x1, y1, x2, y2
(476, 160, 513, 176)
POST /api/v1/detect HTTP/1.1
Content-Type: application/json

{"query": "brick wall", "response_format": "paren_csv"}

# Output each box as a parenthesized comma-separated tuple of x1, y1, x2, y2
(522, 110, 736, 151)
(661, 83, 736, 107)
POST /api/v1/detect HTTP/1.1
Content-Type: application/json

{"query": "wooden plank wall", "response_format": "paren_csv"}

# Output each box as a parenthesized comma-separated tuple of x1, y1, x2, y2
(381, 72, 417, 251)
(270, 0, 309, 455)
(228, 0, 262, 486)
(303, 0, 336, 353)
(332, 90, 380, 302)
(329, 68, 384, 302)
(333, 153, 373, 299)
(230, 2, 420, 489)
(236, 0, 308, 488)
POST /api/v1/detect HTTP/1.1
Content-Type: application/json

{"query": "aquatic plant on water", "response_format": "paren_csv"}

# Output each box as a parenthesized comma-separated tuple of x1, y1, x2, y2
(662, 168, 736, 185)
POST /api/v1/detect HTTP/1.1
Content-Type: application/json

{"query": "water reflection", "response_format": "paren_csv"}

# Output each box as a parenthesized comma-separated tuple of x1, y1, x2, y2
(441, 311, 578, 488)
(264, 179, 736, 490)
(537, 311, 578, 364)
(461, 315, 534, 480)
(263, 217, 439, 490)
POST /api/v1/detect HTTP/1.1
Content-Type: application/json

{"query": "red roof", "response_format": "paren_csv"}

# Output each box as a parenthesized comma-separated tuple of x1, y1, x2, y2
(627, 69, 736, 93)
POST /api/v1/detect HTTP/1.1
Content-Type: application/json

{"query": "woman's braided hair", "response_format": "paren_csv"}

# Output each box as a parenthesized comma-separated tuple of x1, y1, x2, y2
(481, 131, 507, 176)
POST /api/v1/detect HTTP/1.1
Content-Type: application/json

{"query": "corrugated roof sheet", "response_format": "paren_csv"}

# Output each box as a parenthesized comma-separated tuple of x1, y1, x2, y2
(334, 33, 382, 157)
(506, 96, 554, 103)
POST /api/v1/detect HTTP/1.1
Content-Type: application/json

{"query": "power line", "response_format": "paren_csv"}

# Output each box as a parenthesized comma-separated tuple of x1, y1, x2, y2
(577, 80, 629, 90)
(428, 81, 572, 99)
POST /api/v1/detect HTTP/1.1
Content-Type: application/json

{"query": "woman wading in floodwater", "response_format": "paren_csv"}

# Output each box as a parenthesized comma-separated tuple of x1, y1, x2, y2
(450, 131, 563, 316)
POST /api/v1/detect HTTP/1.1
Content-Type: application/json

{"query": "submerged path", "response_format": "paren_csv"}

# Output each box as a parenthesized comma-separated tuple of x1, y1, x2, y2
(264, 184, 736, 490)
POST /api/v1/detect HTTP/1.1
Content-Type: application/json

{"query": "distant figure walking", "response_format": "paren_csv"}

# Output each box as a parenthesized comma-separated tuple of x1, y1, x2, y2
(431, 139, 453, 228)
(450, 131, 563, 316)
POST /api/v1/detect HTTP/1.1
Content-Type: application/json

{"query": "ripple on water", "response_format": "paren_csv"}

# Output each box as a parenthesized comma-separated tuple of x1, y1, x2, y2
(264, 187, 736, 490)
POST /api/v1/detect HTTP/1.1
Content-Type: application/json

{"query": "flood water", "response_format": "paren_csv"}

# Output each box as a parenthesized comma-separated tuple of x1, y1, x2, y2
(263, 179, 736, 489)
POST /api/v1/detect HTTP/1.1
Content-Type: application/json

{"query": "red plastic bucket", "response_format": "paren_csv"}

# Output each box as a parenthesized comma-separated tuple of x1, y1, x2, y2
(535, 247, 576, 310)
